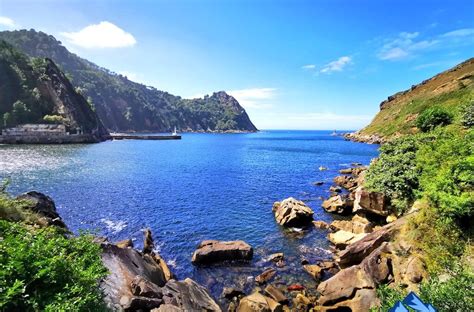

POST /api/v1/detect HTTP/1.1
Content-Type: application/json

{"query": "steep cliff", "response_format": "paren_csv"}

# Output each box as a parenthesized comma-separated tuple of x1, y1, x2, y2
(0, 29, 258, 133)
(0, 40, 108, 141)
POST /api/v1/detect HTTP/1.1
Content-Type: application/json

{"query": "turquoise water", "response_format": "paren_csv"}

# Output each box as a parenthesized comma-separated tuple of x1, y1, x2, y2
(0, 130, 378, 297)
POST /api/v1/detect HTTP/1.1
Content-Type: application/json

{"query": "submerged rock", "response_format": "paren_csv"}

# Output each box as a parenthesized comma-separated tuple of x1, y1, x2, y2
(255, 268, 277, 284)
(191, 240, 253, 264)
(272, 197, 314, 227)
(16, 191, 66, 228)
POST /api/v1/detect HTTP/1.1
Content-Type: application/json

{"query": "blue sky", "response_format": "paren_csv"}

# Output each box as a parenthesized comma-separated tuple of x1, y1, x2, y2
(1, 0, 473, 130)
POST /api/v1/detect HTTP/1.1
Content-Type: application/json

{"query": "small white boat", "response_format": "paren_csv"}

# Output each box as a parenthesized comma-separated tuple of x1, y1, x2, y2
(172, 126, 178, 136)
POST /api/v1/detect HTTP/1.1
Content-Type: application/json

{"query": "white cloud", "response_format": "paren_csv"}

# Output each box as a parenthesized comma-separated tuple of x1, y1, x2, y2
(377, 28, 474, 61)
(377, 31, 440, 61)
(0, 16, 15, 29)
(302, 64, 316, 70)
(441, 28, 474, 38)
(320, 56, 352, 73)
(227, 88, 276, 109)
(61, 21, 136, 49)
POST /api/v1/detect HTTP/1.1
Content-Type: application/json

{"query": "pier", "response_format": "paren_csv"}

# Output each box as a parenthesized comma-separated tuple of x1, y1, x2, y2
(110, 133, 181, 140)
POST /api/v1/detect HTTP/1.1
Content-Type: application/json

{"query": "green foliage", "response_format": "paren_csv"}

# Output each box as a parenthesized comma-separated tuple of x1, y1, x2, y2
(0, 220, 108, 311)
(416, 106, 453, 132)
(43, 114, 66, 124)
(460, 101, 474, 127)
(365, 135, 421, 214)
(420, 267, 474, 311)
(0, 30, 257, 132)
(11, 100, 31, 124)
(417, 129, 474, 221)
(375, 268, 474, 312)
(2, 112, 14, 128)
(374, 284, 405, 311)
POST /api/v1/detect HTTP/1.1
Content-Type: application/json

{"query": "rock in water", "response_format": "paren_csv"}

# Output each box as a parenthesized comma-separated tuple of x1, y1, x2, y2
(16, 191, 66, 228)
(272, 197, 314, 227)
(143, 228, 154, 254)
(161, 278, 221, 311)
(191, 240, 253, 264)
(255, 268, 277, 284)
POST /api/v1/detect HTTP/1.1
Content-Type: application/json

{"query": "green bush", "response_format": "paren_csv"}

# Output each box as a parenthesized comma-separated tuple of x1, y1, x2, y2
(417, 129, 474, 221)
(460, 101, 474, 128)
(365, 135, 421, 214)
(43, 114, 66, 125)
(420, 268, 474, 311)
(0, 220, 108, 311)
(416, 107, 453, 132)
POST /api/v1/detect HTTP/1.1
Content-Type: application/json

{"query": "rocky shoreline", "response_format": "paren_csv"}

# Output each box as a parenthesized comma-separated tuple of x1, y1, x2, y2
(14, 155, 428, 311)
(343, 132, 385, 144)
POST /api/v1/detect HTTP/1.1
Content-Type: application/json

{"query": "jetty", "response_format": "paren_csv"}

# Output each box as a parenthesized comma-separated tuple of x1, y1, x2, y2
(110, 133, 181, 140)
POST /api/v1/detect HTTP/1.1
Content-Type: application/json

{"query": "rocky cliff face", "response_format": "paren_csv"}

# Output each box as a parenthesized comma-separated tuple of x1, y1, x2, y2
(41, 59, 109, 139)
(0, 29, 258, 133)
(0, 40, 108, 141)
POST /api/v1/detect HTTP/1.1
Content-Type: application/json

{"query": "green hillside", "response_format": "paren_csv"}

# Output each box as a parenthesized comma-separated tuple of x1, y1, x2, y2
(360, 58, 474, 139)
(0, 29, 257, 133)
(0, 40, 107, 138)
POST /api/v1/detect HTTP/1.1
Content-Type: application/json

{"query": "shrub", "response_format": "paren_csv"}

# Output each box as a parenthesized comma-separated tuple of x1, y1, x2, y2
(0, 220, 108, 311)
(416, 129, 474, 221)
(365, 135, 421, 214)
(43, 114, 66, 124)
(460, 101, 474, 128)
(420, 267, 474, 311)
(416, 107, 453, 132)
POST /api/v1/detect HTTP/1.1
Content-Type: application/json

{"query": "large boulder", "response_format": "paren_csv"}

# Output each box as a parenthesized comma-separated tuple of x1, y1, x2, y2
(161, 278, 221, 311)
(328, 230, 366, 249)
(191, 240, 253, 264)
(330, 214, 373, 234)
(237, 292, 282, 312)
(317, 244, 395, 311)
(101, 244, 172, 310)
(272, 197, 314, 227)
(353, 186, 390, 216)
(15, 191, 66, 228)
(321, 195, 353, 214)
(338, 216, 406, 268)
(101, 229, 174, 310)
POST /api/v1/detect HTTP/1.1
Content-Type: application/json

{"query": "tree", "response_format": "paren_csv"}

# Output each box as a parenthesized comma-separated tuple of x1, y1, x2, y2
(2, 112, 15, 128)
(11, 100, 30, 124)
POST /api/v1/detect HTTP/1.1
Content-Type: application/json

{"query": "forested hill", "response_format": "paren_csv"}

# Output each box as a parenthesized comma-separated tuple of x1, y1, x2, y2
(0, 29, 258, 133)
(0, 40, 108, 140)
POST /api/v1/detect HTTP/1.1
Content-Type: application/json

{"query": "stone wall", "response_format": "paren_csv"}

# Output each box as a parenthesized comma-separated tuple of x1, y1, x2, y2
(2, 124, 67, 136)
(0, 134, 105, 144)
